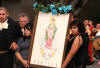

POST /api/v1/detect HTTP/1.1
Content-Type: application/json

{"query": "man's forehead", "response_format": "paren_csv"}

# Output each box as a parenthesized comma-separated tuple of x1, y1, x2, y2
(84, 20, 88, 23)
(0, 8, 8, 13)
(19, 16, 28, 19)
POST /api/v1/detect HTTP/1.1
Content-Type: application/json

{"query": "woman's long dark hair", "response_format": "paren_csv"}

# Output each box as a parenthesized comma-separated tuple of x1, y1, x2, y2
(70, 20, 86, 33)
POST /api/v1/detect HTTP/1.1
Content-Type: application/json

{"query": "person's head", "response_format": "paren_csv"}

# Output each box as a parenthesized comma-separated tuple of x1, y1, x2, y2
(83, 20, 89, 27)
(24, 23, 33, 37)
(70, 20, 86, 35)
(0, 7, 9, 23)
(88, 20, 93, 26)
(18, 12, 29, 29)
(96, 23, 100, 29)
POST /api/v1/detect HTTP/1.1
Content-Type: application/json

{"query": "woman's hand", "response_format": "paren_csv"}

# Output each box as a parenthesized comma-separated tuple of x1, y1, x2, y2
(22, 60, 29, 68)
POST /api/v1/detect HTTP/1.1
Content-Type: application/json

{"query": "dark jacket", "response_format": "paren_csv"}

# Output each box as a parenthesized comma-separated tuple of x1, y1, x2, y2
(0, 17, 22, 68)
(0, 17, 22, 51)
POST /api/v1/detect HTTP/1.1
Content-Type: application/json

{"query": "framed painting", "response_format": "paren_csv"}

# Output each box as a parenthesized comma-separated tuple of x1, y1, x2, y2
(28, 11, 71, 68)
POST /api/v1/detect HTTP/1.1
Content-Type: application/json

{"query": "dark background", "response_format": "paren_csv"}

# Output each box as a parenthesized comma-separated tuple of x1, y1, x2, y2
(1, 0, 100, 24)
(77, 0, 100, 24)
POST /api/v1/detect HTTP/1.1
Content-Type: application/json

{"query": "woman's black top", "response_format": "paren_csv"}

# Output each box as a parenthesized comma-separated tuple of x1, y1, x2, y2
(65, 33, 89, 68)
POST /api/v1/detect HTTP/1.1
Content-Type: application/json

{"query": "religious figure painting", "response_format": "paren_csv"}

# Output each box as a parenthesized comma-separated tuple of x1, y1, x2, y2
(28, 11, 70, 68)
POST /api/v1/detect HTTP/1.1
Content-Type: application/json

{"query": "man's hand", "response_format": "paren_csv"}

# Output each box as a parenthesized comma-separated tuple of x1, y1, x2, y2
(10, 42, 18, 50)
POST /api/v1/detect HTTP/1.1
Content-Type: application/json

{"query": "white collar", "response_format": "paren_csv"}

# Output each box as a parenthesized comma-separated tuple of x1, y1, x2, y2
(0, 19, 8, 30)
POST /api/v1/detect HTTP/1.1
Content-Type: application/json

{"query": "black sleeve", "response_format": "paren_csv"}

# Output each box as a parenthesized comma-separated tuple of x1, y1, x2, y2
(14, 22, 23, 43)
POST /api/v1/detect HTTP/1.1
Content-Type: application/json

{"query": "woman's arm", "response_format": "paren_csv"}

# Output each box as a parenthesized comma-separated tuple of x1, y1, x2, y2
(15, 52, 29, 68)
(62, 36, 83, 68)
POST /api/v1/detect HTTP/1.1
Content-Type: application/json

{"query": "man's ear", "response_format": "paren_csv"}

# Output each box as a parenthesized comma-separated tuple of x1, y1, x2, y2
(6, 11, 9, 17)
(7, 13, 9, 17)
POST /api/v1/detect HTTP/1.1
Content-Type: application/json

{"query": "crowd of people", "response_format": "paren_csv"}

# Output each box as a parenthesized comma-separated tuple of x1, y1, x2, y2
(0, 6, 100, 68)
(0, 7, 33, 68)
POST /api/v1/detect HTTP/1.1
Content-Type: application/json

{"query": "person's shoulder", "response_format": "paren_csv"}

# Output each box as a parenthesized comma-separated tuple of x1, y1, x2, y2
(80, 33, 89, 43)
(8, 17, 18, 25)
(8, 17, 15, 23)
(75, 35, 82, 40)
(8, 18, 20, 29)
(74, 35, 83, 43)
(18, 37, 24, 42)
(19, 37, 24, 40)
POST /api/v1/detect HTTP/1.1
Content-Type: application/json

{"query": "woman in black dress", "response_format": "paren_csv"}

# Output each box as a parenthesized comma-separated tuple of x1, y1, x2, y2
(62, 20, 89, 68)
